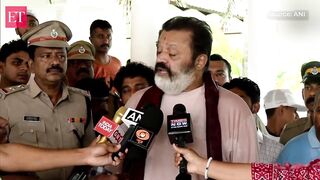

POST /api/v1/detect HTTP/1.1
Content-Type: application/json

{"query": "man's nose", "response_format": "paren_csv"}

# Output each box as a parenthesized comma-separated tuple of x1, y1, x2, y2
(20, 62, 29, 71)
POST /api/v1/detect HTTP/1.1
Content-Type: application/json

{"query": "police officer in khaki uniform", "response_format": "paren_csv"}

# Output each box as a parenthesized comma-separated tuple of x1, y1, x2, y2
(280, 61, 320, 144)
(0, 20, 95, 180)
(66, 40, 95, 87)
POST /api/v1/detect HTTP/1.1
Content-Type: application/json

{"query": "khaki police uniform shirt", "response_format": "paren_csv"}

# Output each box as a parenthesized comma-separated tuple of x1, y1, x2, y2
(0, 78, 95, 180)
(279, 117, 313, 145)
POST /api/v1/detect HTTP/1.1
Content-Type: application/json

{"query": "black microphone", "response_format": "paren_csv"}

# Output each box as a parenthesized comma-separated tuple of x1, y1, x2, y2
(112, 104, 163, 160)
(167, 104, 193, 180)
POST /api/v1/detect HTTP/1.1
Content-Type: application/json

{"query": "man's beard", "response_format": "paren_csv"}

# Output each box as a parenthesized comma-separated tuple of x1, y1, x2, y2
(154, 62, 195, 95)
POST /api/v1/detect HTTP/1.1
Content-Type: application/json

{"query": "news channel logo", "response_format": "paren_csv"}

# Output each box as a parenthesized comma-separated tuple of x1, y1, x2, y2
(5, 6, 27, 28)
(268, 10, 308, 20)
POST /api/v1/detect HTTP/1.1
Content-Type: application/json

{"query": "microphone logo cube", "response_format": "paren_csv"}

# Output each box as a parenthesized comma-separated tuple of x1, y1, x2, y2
(121, 108, 144, 127)
(129, 126, 154, 150)
(167, 114, 193, 144)
(94, 116, 119, 137)
(170, 118, 188, 129)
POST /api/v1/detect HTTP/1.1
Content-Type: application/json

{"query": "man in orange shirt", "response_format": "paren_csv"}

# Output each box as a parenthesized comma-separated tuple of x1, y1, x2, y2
(89, 19, 121, 88)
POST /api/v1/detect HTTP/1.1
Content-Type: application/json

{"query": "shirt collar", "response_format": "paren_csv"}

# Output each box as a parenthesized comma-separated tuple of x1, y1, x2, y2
(29, 78, 42, 98)
(28, 77, 69, 101)
(308, 126, 320, 148)
(264, 131, 280, 142)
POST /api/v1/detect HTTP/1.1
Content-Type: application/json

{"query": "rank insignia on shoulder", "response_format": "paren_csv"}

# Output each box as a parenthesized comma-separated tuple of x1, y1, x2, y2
(68, 86, 90, 97)
(0, 84, 27, 96)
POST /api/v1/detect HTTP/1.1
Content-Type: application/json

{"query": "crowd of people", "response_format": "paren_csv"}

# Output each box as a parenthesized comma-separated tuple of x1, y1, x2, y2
(0, 10, 318, 180)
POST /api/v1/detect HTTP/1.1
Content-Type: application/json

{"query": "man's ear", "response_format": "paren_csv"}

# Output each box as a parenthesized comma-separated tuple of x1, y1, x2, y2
(195, 54, 208, 70)
(28, 60, 35, 73)
(252, 103, 260, 114)
(15, 28, 20, 36)
(89, 36, 93, 43)
(0, 62, 4, 74)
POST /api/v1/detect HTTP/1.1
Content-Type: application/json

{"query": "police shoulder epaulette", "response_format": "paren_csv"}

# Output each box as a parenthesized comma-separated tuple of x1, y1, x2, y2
(68, 86, 90, 97)
(0, 84, 28, 97)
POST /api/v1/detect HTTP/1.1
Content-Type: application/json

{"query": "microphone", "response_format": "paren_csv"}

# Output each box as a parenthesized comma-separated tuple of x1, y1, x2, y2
(167, 104, 193, 145)
(94, 116, 125, 144)
(108, 107, 144, 157)
(128, 104, 163, 150)
(95, 106, 127, 144)
(113, 104, 163, 160)
(167, 104, 193, 180)
(121, 107, 144, 127)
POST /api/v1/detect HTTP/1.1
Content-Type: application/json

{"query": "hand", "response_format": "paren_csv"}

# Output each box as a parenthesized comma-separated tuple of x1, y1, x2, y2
(0, 116, 9, 143)
(173, 144, 207, 175)
(84, 143, 124, 166)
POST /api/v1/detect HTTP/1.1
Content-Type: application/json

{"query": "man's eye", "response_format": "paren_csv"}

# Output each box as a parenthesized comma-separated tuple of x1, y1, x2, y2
(58, 55, 66, 60)
(98, 35, 103, 38)
(169, 54, 176, 57)
(216, 73, 226, 77)
(122, 88, 130, 94)
(41, 55, 50, 58)
(12, 61, 21, 65)
(29, 22, 37, 27)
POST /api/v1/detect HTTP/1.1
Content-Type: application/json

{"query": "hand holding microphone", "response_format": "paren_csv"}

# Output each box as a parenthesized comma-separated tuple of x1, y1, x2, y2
(85, 141, 123, 167)
(173, 144, 207, 176)
(167, 104, 193, 180)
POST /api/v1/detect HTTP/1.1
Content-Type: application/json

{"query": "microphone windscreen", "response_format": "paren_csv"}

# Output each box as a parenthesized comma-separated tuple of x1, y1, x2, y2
(124, 104, 163, 160)
(113, 106, 127, 124)
(173, 104, 186, 115)
(139, 104, 163, 134)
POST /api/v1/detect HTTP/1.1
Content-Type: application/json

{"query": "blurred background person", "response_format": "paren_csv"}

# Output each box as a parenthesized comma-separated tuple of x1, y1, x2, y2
(114, 62, 154, 105)
(75, 78, 110, 126)
(223, 77, 266, 135)
(261, 89, 305, 163)
(208, 54, 231, 86)
(66, 40, 95, 87)
(280, 61, 320, 145)
(89, 19, 121, 88)
(0, 39, 31, 89)
(15, 11, 39, 38)
(277, 90, 320, 165)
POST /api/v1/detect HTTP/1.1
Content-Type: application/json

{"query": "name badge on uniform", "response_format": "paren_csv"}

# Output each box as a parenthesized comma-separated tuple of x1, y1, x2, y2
(24, 116, 40, 122)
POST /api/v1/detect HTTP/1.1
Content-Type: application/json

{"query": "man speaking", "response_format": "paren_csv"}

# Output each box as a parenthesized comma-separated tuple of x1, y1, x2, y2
(124, 16, 258, 180)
